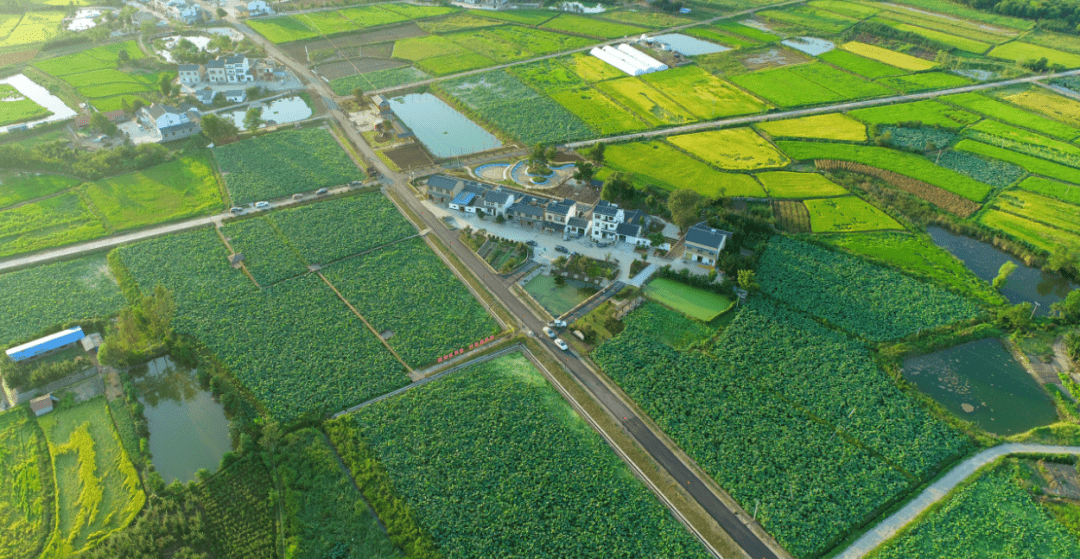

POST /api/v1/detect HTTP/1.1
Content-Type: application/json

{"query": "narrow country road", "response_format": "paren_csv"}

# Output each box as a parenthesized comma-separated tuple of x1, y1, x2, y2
(837, 443, 1080, 559)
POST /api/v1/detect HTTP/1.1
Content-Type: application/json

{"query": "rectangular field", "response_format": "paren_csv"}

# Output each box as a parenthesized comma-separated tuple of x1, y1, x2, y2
(942, 92, 1080, 139)
(0, 173, 80, 209)
(0, 11, 63, 47)
(848, 99, 980, 129)
(805, 196, 902, 232)
(731, 62, 891, 107)
(644, 277, 733, 321)
(757, 171, 848, 198)
(1000, 87, 1080, 128)
(875, 18, 992, 52)
(954, 139, 1080, 185)
(989, 41, 1080, 68)
(1016, 176, 1080, 205)
(818, 49, 907, 78)
(595, 77, 695, 126)
(0, 192, 106, 259)
(220, 217, 307, 286)
(546, 87, 648, 135)
(877, 71, 972, 92)
(641, 66, 769, 120)
(328, 351, 711, 558)
(841, 41, 935, 70)
(540, 13, 646, 38)
(561, 52, 625, 82)
(756, 113, 866, 141)
(248, 17, 318, 43)
(669, 127, 789, 170)
(991, 190, 1080, 235)
(602, 141, 767, 197)
(979, 208, 1080, 252)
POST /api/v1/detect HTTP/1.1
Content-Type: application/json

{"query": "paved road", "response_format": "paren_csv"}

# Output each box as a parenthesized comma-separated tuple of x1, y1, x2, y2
(564, 68, 1080, 148)
(837, 443, 1080, 559)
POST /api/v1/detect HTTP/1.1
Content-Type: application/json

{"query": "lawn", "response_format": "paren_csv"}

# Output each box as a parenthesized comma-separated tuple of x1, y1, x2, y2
(0, 410, 52, 559)
(877, 71, 972, 92)
(849, 99, 980, 129)
(841, 41, 935, 70)
(778, 141, 995, 201)
(38, 398, 144, 558)
(942, 92, 1080, 139)
(955, 139, 1080, 185)
(669, 127, 789, 170)
(818, 49, 908, 78)
(595, 77, 695, 126)
(1016, 176, 1080, 205)
(82, 151, 224, 231)
(645, 277, 733, 321)
(731, 62, 891, 107)
(805, 196, 903, 232)
(0, 192, 106, 259)
(602, 141, 767, 197)
(989, 41, 1080, 68)
(270, 192, 416, 265)
(757, 171, 848, 197)
(756, 113, 866, 140)
(0, 173, 80, 209)
(214, 127, 362, 204)
(540, 13, 647, 38)
(0, 83, 51, 126)
(328, 352, 711, 558)
(1001, 87, 1080, 128)
(642, 65, 769, 120)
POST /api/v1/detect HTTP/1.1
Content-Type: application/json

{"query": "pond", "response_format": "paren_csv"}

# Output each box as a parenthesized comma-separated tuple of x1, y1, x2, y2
(0, 74, 76, 134)
(224, 95, 312, 131)
(389, 93, 502, 158)
(927, 226, 1077, 315)
(157, 34, 215, 64)
(131, 356, 232, 484)
(68, 8, 102, 31)
(781, 37, 835, 56)
(523, 274, 595, 317)
(903, 338, 1058, 435)
(652, 34, 729, 56)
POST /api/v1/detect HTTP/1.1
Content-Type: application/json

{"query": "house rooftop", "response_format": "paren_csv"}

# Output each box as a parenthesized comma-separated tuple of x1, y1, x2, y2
(567, 216, 589, 229)
(178, 63, 200, 71)
(508, 199, 544, 217)
(685, 221, 732, 251)
(546, 198, 575, 216)
(483, 190, 510, 205)
(451, 192, 477, 206)
(616, 222, 641, 238)
(207, 59, 225, 68)
(593, 200, 619, 217)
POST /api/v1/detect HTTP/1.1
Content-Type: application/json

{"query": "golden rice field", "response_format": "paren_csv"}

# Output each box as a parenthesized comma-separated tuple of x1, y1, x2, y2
(1000, 87, 1080, 128)
(840, 41, 936, 71)
(757, 171, 850, 198)
(756, 113, 867, 141)
(668, 127, 790, 170)
(805, 196, 904, 232)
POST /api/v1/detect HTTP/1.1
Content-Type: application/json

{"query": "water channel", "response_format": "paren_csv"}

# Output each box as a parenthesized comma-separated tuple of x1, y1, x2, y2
(389, 93, 502, 158)
(903, 338, 1058, 435)
(927, 226, 1077, 314)
(131, 356, 232, 484)
(0, 74, 76, 133)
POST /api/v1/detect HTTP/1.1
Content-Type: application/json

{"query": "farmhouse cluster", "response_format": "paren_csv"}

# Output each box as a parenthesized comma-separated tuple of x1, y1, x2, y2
(178, 55, 286, 86)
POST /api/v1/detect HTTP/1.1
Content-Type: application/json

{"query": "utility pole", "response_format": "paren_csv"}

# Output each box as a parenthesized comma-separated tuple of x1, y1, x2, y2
(1031, 301, 1041, 319)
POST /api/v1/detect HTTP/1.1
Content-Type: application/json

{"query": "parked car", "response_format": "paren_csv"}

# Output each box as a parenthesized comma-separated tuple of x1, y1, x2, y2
(229, 207, 244, 214)
(525, 240, 537, 247)
(255, 201, 270, 209)
(553, 319, 568, 328)
(542, 326, 556, 338)
(315, 188, 329, 195)
(555, 245, 569, 253)
(349, 180, 363, 186)
(292, 193, 303, 200)
(554, 338, 569, 351)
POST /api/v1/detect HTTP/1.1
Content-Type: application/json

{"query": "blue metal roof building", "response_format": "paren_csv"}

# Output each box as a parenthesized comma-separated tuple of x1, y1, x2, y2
(5, 327, 85, 362)
(450, 192, 477, 206)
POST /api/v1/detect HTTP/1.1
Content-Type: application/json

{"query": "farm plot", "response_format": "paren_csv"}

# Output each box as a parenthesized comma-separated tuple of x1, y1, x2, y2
(760, 6, 858, 33)
(594, 298, 969, 558)
(684, 27, 759, 48)
(757, 171, 848, 198)
(773, 200, 811, 232)
(197, 454, 278, 559)
(221, 217, 307, 286)
(823, 232, 1001, 303)
(270, 192, 415, 265)
(818, 49, 906, 78)
(0, 173, 80, 209)
(473, 9, 555, 25)
(716, 19, 782, 42)
(757, 236, 983, 341)
(756, 113, 866, 140)
(808, 0, 882, 18)
(875, 4, 1019, 41)
(0, 11, 63, 47)
(1017, 176, 1080, 205)
(778, 141, 994, 201)
(0, 254, 123, 346)
(669, 127, 789, 170)
(248, 17, 319, 43)
(0, 83, 50, 126)
(441, 70, 592, 145)
(732, 62, 891, 107)
(841, 41, 935, 70)
(34, 41, 162, 112)
(942, 92, 1080, 140)
(0, 410, 52, 559)
(935, 150, 1025, 188)
(330, 66, 429, 95)
(644, 277, 733, 321)
(562, 51, 626, 82)
(214, 127, 362, 204)
(874, 18, 991, 52)
(601, 10, 694, 28)
(322, 237, 498, 368)
(38, 398, 145, 558)
(602, 141, 767, 197)
(619, 300, 715, 350)
(877, 71, 972, 92)
(991, 190, 1080, 233)
(955, 139, 1080, 185)
(540, 13, 646, 38)
(642, 65, 769, 120)
(1001, 87, 1080, 128)
(849, 99, 979, 129)
(595, 77, 694, 127)
(83, 151, 224, 231)
(0, 192, 106, 259)
(329, 352, 711, 559)
(546, 87, 647, 135)
(804, 196, 902, 232)
(874, 468, 1080, 559)
(980, 208, 1080, 252)
(989, 41, 1080, 68)
(966, 119, 1080, 167)
(418, 13, 501, 33)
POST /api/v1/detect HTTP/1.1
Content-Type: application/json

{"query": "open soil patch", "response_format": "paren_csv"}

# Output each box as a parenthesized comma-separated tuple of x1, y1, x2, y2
(384, 144, 434, 170)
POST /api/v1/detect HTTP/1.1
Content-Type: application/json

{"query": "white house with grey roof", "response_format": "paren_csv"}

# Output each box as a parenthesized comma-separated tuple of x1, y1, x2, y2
(682, 221, 732, 265)
(178, 64, 203, 85)
(137, 103, 201, 143)
(590, 200, 653, 246)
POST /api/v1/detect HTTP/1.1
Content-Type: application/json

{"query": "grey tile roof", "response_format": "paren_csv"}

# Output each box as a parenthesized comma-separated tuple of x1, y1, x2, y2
(483, 190, 510, 205)
(623, 209, 645, 226)
(427, 175, 461, 191)
(178, 64, 200, 72)
(616, 222, 641, 238)
(546, 198, 574, 216)
(567, 217, 589, 229)
(207, 59, 225, 68)
(592, 200, 619, 217)
(685, 221, 732, 251)
(508, 201, 544, 217)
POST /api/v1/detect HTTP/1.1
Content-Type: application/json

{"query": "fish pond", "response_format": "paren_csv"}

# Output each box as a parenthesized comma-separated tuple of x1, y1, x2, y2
(389, 93, 502, 158)
(903, 338, 1058, 435)
(224, 95, 312, 130)
(523, 274, 596, 317)
(131, 356, 232, 484)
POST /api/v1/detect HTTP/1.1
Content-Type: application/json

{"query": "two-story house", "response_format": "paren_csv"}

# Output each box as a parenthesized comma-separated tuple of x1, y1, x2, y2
(371, 95, 392, 119)
(505, 195, 545, 229)
(682, 221, 732, 266)
(543, 198, 576, 234)
(224, 55, 253, 83)
(590, 200, 621, 242)
(247, 0, 273, 16)
(205, 59, 226, 83)
(137, 103, 201, 143)
(178, 64, 204, 85)
(481, 190, 514, 217)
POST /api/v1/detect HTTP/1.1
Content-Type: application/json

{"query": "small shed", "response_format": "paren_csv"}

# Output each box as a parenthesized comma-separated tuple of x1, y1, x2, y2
(223, 89, 246, 103)
(29, 394, 56, 416)
(228, 253, 245, 268)
(80, 332, 103, 353)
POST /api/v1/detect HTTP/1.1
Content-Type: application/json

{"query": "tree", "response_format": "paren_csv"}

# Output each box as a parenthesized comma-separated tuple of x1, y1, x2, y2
(200, 114, 239, 144)
(667, 189, 702, 230)
(545, 146, 558, 162)
(117, 49, 130, 65)
(352, 87, 364, 102)
(553, 274, 566, 287)
(1046, 243, 1080, 277)
(216, 7, 227, 17)
(131, 98, 146, 114)
(158, 73, 173, 97)
(737, 269, 758, 292)
(529, 144, 549, 166)
(1052, 289, 1080, 324)
(585, 142, 605, 164)
(90, 112, 118, 136)
(998, 303, 1033, 332)
(243, 106, 263, 131)
(601, 173, 633, 202)
(572, 161, 594, 183)
(993, 260, 1017, 290)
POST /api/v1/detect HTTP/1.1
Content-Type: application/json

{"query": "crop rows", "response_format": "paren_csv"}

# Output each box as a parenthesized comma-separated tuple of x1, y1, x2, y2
(756, 236, 983, 341)
(221, 217, 308, 286)
(0, 410, 51, 559)
(270, 193, 416, 265)
(816, 160, 981, 216)
(849, 99, 980, 130)
(942, 92, 1080, 140)
(198, 455, 277, 559)
(980, 208, 1080, 252)
(880, 125, 955, 151)
(1017, 176, 1080, 205)
(934, 150, 1026, 188)
(955, 139, 1080, 185)
(620, 300, 714, 349)
(773, 200, 811, 233)
(732, 62, 891, 108)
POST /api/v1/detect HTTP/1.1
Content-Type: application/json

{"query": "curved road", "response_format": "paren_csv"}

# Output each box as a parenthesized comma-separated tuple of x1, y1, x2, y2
(837, 443, 1080, 559)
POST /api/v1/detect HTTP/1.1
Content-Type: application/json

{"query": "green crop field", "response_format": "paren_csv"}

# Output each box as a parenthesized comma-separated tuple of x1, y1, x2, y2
(1017, 176, 1080, 205)
(932, 149, 1022, 188)
(214, 128, 362, 204)
(716, 19, 781, 42)
(0, 84, 51, 126)
(0, 174, 80, 209)
(732, 62, 891, 107)
(818, 49, 907, 78)
(841, 41, 936, 71)
(0, 254, 123, 346)
(757, 113, 867, 141)
(83, 151, 224, 231)
(38, 398, 145, 558)
(849, 99, 980, 129)
(419, 13, 501, 33)
(989, 41, 1080, 68)
(322, 237, 499, 368)
(0, 410, 52, 559)
(967, 119, 1080, 166)
(247, 17, 318, 43)
(329, 351, 711, 558)
(221, 217, 307, 286)
(955, 139, 1080, 185)
(601, 10, 694, 28)
(546, 86, 648, 135)
(196, 454, 278, 559)
(778, 141, 994, 201)
(595, 77, 695, 126)
(669, 127, 789, 170)
(873, 468, 1080, 558)
(602, 141, 767, 197)
(509, 57, 586, 91)
(644, 277, 733, 321)
(685, 26, 759, 48)
(757, 236, 983, 341)
(35, 41, 144, 76)
(809, 0, 882, 18)
(876, 4, 1019, 41)
(759, 6, 858, 33)
(594, 297, 969, 558)
(757, 171, 848, 198)
(0, 11, 63, 47)
(992, 190, 1080, 235)
(475, 9, 554, 24)
(330, 66, 429, 96)
(0, 192, 106, 258)
(980, 208, 1080, 252)
(34, 41, 163, 112)
(561, 52, 625, 82)
(642, 66, 769, 120)
(805, 196, 903, 232)
(617, 300, 715, 350)
(115, 229, 410, 422)
(822, 232, 1001, 303)
(878, 71, 972, 92)
(1001, 87, 1080, 128)
(540, 13, 646, 38)
(876, 19, 991, 52)
(270, 192, 415, 265)
(942, 92, 1080, 139)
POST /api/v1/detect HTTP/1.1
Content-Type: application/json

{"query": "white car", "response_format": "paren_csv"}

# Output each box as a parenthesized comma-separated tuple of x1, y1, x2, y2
(254, 201, 270, 209)
(542, 326, 556, 338)
(554, 338, 569, 351)
(553, 319, 568, 328)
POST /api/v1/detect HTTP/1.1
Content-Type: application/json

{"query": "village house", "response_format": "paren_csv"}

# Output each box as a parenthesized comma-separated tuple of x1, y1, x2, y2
(137, 103, 201, 143)
(682, 221, 732, 266)
(178, 64, 204, 85)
